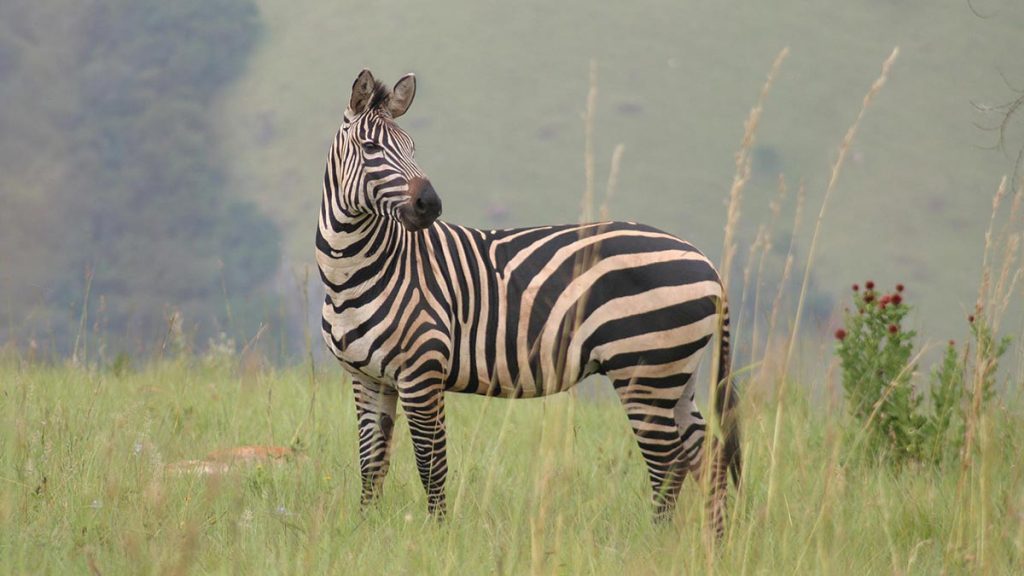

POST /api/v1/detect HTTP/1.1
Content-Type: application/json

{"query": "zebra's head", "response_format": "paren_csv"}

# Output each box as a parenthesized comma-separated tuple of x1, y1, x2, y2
(332, 69, 441, 232)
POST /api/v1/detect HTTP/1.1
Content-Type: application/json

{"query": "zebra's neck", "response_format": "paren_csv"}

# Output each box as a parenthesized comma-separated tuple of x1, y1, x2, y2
(316, 209, 411, 293)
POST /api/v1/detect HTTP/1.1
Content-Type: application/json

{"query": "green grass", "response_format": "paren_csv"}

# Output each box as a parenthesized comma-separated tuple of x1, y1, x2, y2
(2, 356, 1021, 574)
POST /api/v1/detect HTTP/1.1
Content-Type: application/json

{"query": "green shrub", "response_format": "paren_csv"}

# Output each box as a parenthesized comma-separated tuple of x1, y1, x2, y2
(834, 281, 922, 462)
(920, 340, 964, 463)
(834, 282, 1011, 465)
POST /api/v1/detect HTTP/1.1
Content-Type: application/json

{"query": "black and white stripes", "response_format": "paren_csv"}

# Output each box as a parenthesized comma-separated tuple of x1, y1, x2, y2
(317, 70, 740, 530)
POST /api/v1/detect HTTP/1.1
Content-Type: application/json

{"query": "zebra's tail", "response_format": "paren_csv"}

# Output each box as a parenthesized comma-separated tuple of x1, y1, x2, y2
(714, 299, 742, 486)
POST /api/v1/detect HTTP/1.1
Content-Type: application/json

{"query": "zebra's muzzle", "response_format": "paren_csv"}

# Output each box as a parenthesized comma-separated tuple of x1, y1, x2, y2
(400, 177, 442, 231)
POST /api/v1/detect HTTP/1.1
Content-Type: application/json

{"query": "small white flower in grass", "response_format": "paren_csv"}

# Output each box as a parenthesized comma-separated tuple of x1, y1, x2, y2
(404, 512, 413, 523)
(89, 499, 102, 509)
(275, 504, 291, 517)
(238, 508, 254, 529)
(133, 441, 144, 456)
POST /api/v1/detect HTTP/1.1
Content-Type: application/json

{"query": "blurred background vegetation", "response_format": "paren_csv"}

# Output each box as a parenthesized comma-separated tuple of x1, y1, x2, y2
(1, 0, 1021, 361)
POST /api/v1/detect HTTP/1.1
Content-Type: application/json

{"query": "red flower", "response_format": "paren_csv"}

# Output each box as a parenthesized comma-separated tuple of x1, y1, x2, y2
(852, 283, 860, 292)
(864, 293, 875, 304)
(968, 314, 975, 324)
(891, 294, 902, 306)
(879, 295, 891, 305)
(888, 324, 898, 334)
(948, 340, 955, 347)
(895, 283, 904, 293)
(866, 280, 875, 290)
(835, 328, 847, 341)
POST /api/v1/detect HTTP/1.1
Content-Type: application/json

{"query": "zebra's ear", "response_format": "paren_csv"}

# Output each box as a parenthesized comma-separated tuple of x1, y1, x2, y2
(349, 69, 376, 115)
(388, 74, 416, 119)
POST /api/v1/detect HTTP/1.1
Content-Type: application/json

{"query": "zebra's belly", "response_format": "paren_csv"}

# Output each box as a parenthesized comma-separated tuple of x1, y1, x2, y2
(445, 374, 584, 399)
(442, 341, 599, 399)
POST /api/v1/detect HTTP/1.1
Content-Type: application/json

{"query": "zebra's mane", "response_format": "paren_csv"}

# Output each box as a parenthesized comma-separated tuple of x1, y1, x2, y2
(367, 80, 393, 113)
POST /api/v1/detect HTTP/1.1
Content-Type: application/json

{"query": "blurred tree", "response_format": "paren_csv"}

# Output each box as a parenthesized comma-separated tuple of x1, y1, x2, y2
(0, 0, 280, 356)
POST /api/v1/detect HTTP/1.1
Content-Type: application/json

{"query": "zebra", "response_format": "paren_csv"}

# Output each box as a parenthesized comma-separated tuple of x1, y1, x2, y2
(316, 69, 740, 533)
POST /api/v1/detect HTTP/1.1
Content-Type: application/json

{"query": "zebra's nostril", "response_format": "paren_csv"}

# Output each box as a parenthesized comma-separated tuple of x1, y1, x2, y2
(410, 181, 441, 221)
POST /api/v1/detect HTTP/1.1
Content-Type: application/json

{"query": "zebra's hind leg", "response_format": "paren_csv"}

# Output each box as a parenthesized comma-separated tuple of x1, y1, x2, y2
(675, 391, 728, 540)
(352, 378, 399, 507)
(702, 438, 730, 540)
(613, 376, 692, 522)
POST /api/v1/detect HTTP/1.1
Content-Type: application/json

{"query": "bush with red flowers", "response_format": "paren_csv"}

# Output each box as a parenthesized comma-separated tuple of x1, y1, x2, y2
(834, 282, 1010, 465)
(834, 281, 921, 462)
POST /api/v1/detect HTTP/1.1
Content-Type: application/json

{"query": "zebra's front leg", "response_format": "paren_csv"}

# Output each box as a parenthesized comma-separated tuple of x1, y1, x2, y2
(399, 380, 448, 518)
(352, 377, 399, 507)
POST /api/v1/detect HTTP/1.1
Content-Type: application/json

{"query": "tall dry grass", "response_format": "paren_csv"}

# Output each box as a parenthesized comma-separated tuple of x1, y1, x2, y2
(949, 177, 1024, 570)
(765, 46, 900, 513)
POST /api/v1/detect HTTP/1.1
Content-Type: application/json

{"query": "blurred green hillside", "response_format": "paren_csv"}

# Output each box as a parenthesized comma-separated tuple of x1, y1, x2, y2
(1, 0, 1021, 356)
(0, 0, 280, 354)
(217, 0, 1023, 342)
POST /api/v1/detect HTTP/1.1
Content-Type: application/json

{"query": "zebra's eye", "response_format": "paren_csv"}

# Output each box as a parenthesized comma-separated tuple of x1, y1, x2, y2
(361, 141, 382, 154)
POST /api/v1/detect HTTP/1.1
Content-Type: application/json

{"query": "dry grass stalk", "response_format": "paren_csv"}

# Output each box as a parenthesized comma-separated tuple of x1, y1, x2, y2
(72, 267, 94, 366)
(760, 183, 804, 388)
(793, 415, 844, 572)
(529, 397, 573, 575)
(974, 178, 1007, 322)
(700, 47, 789, 558)
(526, 61, 608, 554)
(736, 228, 768, 355)
(767, 46, 900, 515)
(847, 344, 935, 457)
(991, 184, 1023, 326)
(289, 265, 320, 448)
(563, 63, 614, 396)
(478, 394, 521, 509)
(780, 46, 899, 380)
(994, 235, 1022, 322)
(747, 176, 789, 361)
(580, 60, 598, 224)
(719, 47, 789, 291)
(599, 143, 626, 221)
(85, 548, 102, 576)
(951, 179, 1024, 566)
(157, 309, 183, 360)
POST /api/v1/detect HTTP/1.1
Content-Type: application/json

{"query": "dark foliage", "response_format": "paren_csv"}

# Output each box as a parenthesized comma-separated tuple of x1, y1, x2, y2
(0, 0, 280, 356)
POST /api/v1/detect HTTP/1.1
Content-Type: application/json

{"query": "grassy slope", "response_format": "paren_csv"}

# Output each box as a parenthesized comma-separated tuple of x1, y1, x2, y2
(2, 359, 1021, 574)
(216, 0, 1023, 340)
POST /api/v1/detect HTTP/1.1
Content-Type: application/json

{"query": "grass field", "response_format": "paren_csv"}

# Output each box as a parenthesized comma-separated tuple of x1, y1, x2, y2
(2, 354, 1022, 575)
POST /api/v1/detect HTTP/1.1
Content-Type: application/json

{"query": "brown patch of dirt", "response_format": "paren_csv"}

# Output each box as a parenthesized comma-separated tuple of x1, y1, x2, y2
(165, 445, 302, 476)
